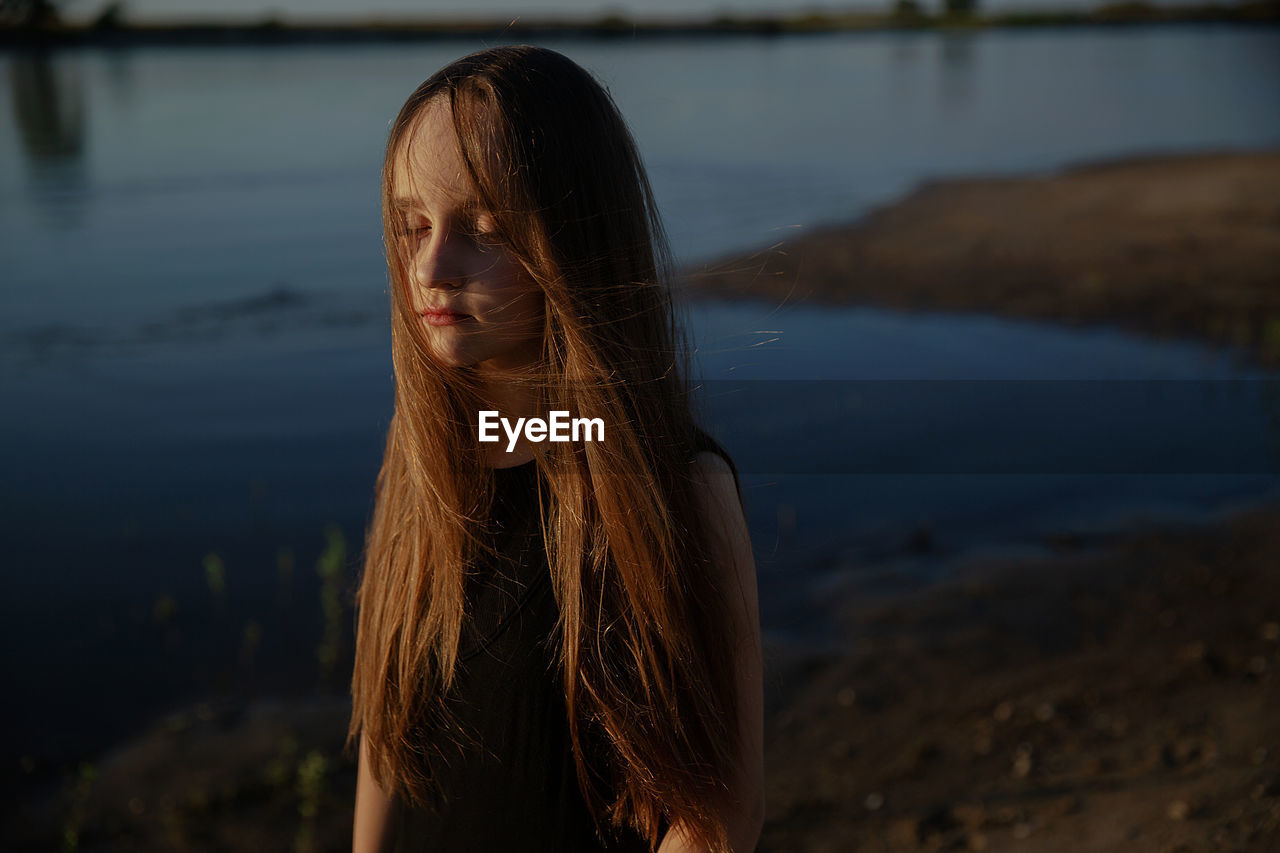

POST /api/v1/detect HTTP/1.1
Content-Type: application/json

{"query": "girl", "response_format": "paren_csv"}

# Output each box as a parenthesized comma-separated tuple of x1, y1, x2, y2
(348, 46, 763, 853)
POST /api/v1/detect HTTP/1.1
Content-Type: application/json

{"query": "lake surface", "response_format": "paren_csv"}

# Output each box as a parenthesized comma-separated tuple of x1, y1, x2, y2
(2, 25, 1279, 761)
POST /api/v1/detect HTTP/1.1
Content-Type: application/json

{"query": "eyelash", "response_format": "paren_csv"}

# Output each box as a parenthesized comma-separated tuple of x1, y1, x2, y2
(400, 220, 497, 245)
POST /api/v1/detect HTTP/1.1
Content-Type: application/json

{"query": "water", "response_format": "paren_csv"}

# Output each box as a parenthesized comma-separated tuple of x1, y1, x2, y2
(685, 301, 1280, 638)
(59, 0, 1143, 27)
(2, 26, 1279, 762)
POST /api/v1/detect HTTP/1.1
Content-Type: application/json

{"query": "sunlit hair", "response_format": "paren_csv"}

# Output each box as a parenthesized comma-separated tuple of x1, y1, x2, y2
(346, 46, 742, 851)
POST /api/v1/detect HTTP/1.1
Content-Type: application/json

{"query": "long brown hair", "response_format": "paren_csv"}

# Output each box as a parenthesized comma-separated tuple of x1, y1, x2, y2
(348, 45, 743, 852)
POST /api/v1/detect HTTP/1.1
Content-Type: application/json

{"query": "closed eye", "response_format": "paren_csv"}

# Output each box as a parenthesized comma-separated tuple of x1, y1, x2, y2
(468, 228, 501, 248)
(399, 221, 431, 240)
(466, 214, 502, 248)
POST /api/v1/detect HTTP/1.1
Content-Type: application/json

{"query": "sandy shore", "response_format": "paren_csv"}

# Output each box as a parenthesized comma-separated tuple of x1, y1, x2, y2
(685, 149, 1280, 366)
(762, 506, 1280, 852)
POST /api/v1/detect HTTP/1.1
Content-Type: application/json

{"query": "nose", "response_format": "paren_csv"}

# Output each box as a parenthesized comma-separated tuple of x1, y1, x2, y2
(412, 229, 466, 291)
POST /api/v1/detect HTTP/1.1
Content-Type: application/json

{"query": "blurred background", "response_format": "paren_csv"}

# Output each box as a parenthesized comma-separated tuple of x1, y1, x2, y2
(3, 1, 1279, 850)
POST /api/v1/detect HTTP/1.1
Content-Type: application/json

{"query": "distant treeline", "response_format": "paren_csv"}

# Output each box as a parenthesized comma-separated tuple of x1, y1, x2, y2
(1, 1, 1278, 48)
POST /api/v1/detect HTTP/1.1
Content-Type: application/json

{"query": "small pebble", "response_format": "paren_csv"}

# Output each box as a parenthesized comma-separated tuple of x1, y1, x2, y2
(836, 687, 857, 708)
(1012, 821, 1033, 839)
(1166, 799, 1190, 821)
(1179, 641, 1207, 663)
(967, 832, 989, 851)
(993, 701, 1013, 722)
(1013, 744, 1033, 778)
(952, 803, 987, 828)
(1262, 621, 1280, 642)
(864, 791, 884, 811)
(1035, 702, 1055, 722)
(1255, 772, 1280, 798)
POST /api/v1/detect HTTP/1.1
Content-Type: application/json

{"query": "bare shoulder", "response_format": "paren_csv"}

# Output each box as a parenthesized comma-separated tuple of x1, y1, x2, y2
(689, 450, 739, 500)
(685, 453, 766, 850)
(689, 451, 754, 584)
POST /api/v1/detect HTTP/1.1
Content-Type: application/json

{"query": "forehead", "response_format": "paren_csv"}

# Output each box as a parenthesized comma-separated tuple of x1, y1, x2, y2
(389, 98, 475, 209)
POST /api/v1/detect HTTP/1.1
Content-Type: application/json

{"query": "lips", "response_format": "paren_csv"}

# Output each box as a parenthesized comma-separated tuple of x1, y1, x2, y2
(420, 307, 470, 327)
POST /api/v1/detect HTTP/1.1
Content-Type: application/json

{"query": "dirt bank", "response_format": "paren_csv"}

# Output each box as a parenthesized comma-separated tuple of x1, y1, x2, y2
(762, 505, 1280, 852)
(685, 149, 1280, 366)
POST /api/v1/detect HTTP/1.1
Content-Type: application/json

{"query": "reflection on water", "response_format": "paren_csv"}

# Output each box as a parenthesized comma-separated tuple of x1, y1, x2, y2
(9, 50, 88, 225)
(938, 31, 975, 110)
(11, 52, 83, 160)
(101, 44, 137, 111)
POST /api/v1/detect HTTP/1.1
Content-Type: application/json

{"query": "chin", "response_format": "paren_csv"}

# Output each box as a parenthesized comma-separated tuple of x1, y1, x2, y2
(421, 343, 468, 370)
(435, 354, 475, 371)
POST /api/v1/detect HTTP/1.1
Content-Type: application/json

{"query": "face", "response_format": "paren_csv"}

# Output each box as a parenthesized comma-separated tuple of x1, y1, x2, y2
(390, 99, 545, 374)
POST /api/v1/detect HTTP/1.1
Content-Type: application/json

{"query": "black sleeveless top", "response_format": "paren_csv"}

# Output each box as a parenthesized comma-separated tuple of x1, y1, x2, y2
(392, 430, 740, 853)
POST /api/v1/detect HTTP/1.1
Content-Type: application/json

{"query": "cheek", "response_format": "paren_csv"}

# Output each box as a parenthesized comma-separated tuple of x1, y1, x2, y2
(516, 285, 544, 321)
(494, 264, 543, 323)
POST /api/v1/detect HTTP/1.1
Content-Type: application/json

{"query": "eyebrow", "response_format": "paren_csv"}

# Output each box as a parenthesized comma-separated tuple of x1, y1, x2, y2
(391, 196, 484, 217)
